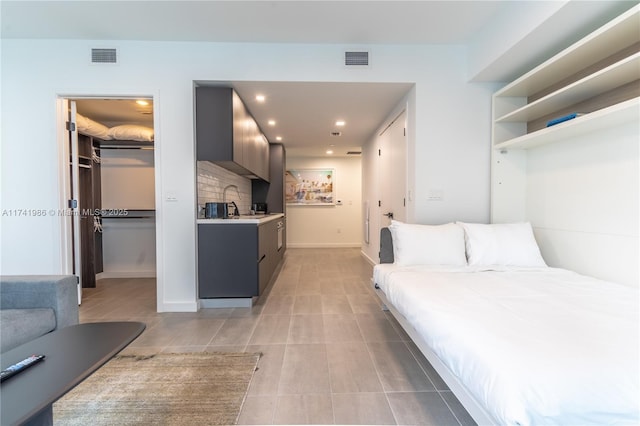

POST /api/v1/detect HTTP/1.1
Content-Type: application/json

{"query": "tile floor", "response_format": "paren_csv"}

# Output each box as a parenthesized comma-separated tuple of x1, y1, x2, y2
(80, 248, 476, 425)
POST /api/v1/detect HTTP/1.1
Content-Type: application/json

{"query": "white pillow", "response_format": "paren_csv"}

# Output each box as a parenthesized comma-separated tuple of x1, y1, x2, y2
(108, 124, 154, 142)
(458, 222, 547, 267)
(76, 113, 112, 140)
(389, 220, 467, 266)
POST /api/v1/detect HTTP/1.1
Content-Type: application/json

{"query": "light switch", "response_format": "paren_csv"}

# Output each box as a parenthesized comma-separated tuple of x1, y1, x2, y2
(427, 190, 444, 201)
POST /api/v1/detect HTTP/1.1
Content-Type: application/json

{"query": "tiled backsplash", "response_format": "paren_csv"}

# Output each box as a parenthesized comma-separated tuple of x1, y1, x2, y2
(197, 161, 252, 216)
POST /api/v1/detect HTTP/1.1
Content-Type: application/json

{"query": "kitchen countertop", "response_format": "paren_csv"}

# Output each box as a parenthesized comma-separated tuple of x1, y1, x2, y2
(197, 213, 284, 225)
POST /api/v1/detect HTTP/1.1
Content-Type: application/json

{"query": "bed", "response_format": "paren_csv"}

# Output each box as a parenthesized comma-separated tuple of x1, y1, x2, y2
(373, 221, 639, 425)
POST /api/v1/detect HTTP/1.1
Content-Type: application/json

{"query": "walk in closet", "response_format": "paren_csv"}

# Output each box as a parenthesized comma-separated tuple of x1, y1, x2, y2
(72, 99, 156, 287)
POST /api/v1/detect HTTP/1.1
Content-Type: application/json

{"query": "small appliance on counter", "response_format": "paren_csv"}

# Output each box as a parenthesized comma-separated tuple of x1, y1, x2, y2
(205, 202, 228, 219)
(253, 203, 267, 214)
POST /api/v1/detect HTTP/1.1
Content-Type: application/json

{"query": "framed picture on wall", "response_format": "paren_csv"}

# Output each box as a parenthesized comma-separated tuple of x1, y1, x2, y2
(285, 169, 335, 205)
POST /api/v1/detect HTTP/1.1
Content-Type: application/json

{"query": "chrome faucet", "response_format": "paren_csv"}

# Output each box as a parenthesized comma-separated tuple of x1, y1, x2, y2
(223, 184, 241, 216)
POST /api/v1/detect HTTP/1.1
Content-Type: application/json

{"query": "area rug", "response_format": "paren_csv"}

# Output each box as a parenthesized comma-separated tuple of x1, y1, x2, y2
(53, 352, 261, 425)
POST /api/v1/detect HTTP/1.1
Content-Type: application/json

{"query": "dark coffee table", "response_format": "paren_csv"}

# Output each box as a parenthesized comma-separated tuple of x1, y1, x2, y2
(0, 321, 145, 425)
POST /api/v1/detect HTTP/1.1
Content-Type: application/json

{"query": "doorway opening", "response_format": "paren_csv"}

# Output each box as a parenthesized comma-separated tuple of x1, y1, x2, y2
(59, 97, 157, 305)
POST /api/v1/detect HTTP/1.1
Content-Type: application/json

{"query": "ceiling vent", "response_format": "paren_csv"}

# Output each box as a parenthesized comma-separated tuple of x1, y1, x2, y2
(91, 48, 117, 64)
(330, 131, 342, 137)
(345, 51, 369, 67)
(347, 151, 361, 155)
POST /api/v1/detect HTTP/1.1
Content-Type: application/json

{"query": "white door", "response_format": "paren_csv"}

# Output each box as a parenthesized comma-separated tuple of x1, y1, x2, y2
(63, 100, 83, 302)
(378, 110, 407, 229)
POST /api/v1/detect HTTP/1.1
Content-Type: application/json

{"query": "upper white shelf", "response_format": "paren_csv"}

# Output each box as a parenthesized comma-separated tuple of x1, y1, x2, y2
(496, 53, 640, 123)
(494, 97, 639, 150)
(496, 5, 640, 98)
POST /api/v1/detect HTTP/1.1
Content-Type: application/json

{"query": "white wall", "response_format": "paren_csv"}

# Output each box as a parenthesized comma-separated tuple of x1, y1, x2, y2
(491, 120, 639, 287)
(286, 156, 361, 248)
(526, 122, 639, 287)
(0, 39, 494, 311)
(101, 149, 155, 209)
(99, 148, 156, 277)
(101, 218, 156, 278)
(467, 1, 566, 81)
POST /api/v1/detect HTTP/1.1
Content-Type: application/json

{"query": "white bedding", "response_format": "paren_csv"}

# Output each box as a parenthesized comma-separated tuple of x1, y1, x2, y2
(374, 264, 640, 425)
(76, 113, 154, 142)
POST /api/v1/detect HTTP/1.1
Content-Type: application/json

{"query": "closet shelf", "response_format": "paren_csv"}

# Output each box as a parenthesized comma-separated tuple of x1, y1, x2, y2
(494, 97, 639, 150)
(100, 209, 155, 219)
(495, 53, 640, 123)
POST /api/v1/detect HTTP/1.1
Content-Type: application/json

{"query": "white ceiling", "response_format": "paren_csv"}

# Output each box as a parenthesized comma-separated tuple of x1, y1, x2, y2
(216, 81, 414, 157)
(2, 1, 505, 44)
(5, 1, 635, 156)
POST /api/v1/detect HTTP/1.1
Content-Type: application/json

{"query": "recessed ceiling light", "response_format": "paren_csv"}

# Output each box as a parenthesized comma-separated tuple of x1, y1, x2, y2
(255, 94, 266, 102)
(335, 120, 346, 126)
(268, 120, 276, 126)
(326, 150, 334, 155)
(136, 100, 149, 106)
(276, 136, 282, 141)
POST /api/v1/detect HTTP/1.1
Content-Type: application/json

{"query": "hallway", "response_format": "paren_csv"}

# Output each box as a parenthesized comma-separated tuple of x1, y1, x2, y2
(79, 248, 475, 425)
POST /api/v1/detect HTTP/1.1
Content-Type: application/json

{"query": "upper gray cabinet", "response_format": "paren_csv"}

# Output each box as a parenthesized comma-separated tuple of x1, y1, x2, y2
(196, 86, 270, 182)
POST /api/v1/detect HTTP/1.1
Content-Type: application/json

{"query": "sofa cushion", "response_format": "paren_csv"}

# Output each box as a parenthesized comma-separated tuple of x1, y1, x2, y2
(0, 308, 56, 352)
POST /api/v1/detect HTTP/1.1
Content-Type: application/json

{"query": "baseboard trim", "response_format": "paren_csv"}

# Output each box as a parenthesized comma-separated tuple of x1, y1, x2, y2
(97, 271, 156, 279)
(199, 298, 253, 308)
(158, 301, 199, 312)
(287, 243, 362, 248)
(361, 250, 377, 266)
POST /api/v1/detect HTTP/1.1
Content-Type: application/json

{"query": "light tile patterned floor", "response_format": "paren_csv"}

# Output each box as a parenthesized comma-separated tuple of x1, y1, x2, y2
(80, 248, 476, 425)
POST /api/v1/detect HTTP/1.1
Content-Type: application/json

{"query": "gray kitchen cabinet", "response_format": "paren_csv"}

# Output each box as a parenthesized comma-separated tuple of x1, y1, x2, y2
(198, 219, 283, 299)
(198, 224, 258, 298)
(252, 143, 286, 214)
(258, 221, 272, 295)
(195, 86, 269, 181)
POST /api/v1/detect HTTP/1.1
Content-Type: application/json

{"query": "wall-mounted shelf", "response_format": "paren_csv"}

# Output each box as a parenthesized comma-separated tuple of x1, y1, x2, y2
(496, 5, 640, 98)
(493, 4, 640, 148)
(495, 54, 639, 124)
(494, 97, 639, 150)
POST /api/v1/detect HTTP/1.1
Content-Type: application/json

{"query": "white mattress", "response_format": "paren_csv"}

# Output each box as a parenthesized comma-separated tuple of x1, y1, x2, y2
(374, 264, 640, 425)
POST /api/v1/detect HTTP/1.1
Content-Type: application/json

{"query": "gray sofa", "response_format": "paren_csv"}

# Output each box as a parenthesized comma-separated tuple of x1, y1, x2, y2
(1, 275, 79, 352)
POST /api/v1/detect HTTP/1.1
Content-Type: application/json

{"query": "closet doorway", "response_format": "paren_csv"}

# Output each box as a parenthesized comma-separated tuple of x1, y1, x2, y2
(61, 97, 157, 303)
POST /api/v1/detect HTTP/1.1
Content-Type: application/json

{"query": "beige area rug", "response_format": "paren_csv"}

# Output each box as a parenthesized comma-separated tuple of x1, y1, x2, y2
(53, 352, 261, 425)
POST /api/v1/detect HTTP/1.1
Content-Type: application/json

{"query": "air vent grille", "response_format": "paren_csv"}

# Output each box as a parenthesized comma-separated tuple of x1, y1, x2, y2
(330, 131, 342, 137)
(91, 48, 117, 64)
(345, 51, 369, 66)
(347, 151, 362, 155)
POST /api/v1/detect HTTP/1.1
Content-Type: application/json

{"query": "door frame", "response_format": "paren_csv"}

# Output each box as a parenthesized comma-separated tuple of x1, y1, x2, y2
(55, 92, 162, 310)
(376, 109, 407, 234)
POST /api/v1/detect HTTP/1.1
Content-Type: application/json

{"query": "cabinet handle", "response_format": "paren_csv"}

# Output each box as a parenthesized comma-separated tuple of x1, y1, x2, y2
(258, 254, 266, 263)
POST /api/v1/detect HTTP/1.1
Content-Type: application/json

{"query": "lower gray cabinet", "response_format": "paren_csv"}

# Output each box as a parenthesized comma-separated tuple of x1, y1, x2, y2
(198, 224, 258, 298)
(198, 220, 283, 299)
